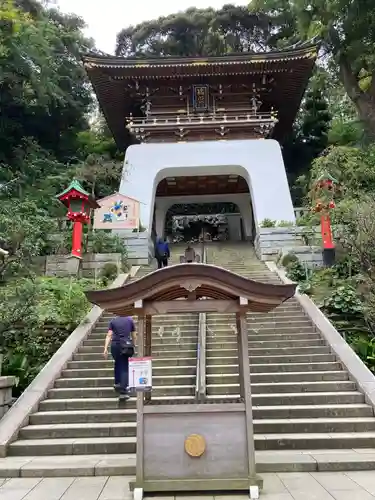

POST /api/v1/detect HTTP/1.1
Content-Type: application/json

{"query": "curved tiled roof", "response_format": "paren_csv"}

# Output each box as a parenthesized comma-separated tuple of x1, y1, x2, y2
(86, 263, 296, 316)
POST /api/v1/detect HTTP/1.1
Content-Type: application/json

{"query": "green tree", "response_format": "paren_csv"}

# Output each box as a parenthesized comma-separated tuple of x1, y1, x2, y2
(249, 0, 375, 138)
(0, 0, 94, 169)
(116, 5, 272, 57)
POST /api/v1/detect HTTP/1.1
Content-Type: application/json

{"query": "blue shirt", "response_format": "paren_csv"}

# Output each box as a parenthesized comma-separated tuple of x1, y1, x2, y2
(156, 239, 170, 257)
(109, 316, 135, 344)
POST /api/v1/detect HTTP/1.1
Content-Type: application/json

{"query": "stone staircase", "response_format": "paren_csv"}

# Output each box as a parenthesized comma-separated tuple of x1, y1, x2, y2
(206, 243, 375, 469)
(2, 242, 375, 476)
(2, 249, 199, 476)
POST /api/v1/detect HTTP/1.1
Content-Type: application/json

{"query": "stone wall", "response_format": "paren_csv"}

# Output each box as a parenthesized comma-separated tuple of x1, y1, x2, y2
(278, 246, 323, 268)
(255, 227, 321, 262)
(121, 233, 153, 265)
(45, 253, 123, 277)
(0, 377, 15, 419)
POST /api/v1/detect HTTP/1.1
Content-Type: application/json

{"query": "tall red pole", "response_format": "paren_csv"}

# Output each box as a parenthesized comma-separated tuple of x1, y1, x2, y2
(71, 221, 83, 259)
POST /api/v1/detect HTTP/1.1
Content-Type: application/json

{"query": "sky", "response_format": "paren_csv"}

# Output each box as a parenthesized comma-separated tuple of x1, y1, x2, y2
(56, 0, 247, 54)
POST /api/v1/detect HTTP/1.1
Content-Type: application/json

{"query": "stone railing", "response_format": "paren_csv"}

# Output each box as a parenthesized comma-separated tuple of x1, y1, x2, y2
(268, 262, 375, 411)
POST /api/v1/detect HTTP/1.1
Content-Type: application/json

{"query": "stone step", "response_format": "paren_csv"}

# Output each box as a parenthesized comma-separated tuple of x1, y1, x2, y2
(11, 430, 375, 457)
(207, 371, 349, 384)
(19, 422, 137, 440)
(8, 437, 137, 456)
(207, 320, 313, 329)
(30, 409, 137, 425)
(209, 391, 366, 406)
(84, 337, 198, 346)
(246, 333, 322, 342)
(39, 391, 365, 411)
(5, 449, 375, 476)
(252, 417, 375, 434)
(62, 365, 196, 378)
(79, 342, 197, 353)
(0, 454, 137, 478)
(207, 326, 316, 335)
(48, 384, 196, 399)
(30, 403, 373, 426)
(207, 339, 325, 349)
(56, 375, 196, 388)
(39, 395, 195, 411)
(207, 361, 344, 374)
(68, 357, 197, 369)
(206, 380, 357, 395)
(254, 432, 375, 450)
(73, 350, 197, 360)
(207, 353, 336, 365)
(78, 341, 327, 355)
(21, 417, 375, 442)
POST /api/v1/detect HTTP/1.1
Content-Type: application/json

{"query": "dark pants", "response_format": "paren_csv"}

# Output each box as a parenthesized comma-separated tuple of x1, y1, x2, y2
(157, 257, 168, 269)
(111, 343, 130, 394)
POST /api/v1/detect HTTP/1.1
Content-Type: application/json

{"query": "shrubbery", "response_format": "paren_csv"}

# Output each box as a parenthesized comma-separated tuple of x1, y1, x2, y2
(0, 276, 102, 395)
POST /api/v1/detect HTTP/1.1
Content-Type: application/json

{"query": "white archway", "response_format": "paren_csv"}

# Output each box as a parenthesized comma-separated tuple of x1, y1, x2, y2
(120, 140, 296, 233)
(151, 166, 254, 239)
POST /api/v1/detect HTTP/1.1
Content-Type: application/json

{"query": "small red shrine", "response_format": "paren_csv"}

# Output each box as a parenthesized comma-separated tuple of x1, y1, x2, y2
(57, 180, 99, 259)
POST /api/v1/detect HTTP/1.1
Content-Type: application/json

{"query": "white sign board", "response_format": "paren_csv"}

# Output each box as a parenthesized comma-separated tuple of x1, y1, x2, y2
(129, 357, 152, 392)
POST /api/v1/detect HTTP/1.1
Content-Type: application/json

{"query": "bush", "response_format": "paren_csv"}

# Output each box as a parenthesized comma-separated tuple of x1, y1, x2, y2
(0, 276, 100, 394)
(277, 220, 294, 227)
(285, 260, 307, 282)
(280, 252, 299, 267)
(260, 218, 276, 228)
(100, 262, 118, 285)
(323, 284, 363, 316)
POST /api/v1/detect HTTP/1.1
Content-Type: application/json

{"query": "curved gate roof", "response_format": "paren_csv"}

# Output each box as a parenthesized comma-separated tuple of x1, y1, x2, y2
(86, 264, 296, 316)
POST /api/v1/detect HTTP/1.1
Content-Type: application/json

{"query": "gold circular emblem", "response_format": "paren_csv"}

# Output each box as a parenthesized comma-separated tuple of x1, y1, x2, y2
(184, 434, 206, 457)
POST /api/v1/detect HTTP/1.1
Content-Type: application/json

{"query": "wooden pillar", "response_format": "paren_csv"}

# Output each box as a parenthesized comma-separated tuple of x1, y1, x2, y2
(145, 314, 152, 404)
(136, 314, 145, 485)
(236, 314, 244, 398)
(236, 311, 256, 480)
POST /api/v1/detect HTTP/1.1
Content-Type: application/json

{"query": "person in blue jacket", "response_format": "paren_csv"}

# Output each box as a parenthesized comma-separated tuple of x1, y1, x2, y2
(155, 236, 170, 269)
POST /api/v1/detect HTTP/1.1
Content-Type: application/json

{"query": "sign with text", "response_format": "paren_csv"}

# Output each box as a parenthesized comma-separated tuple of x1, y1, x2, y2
(192, 85, 209, 111)
(129, 357, 152, 392)
(93, 192, 140, 230)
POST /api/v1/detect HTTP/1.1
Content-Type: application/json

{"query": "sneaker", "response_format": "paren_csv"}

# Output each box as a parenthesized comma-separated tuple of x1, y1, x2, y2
(119, 393, 130, 401)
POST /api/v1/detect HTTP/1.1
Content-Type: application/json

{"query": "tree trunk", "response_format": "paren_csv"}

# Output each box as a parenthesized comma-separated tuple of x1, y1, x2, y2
(339, 53, 375, 138)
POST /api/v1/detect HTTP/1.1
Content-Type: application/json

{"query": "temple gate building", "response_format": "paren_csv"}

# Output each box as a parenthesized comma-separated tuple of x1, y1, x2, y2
(83, 43, 317, 255)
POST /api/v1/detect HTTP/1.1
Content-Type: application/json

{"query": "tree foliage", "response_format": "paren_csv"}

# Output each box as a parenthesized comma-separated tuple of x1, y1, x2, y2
(116, 5, 273, 57)
(249, 0, 375, 138)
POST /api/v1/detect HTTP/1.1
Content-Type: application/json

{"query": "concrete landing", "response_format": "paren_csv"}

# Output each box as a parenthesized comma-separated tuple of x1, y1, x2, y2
(1, 472, 375, 499)
(2, 450, 375, 478)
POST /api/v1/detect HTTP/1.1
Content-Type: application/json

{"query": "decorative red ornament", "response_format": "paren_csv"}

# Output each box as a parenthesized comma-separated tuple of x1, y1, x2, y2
(329, 200, 335, 209)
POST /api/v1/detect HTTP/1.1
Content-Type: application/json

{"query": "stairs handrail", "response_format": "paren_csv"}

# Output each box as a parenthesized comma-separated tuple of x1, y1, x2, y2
(195, 242, 207, 402)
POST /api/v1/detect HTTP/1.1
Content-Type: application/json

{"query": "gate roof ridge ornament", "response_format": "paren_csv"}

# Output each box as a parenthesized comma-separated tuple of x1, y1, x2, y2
(86, 263, 296, 316)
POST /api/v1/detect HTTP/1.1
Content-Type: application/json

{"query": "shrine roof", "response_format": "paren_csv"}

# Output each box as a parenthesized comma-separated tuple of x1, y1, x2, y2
(83, 43, 317, 149)
(83, 44, 317, 73)
(57, 179, 99, 208)
(86, 263, 296, 316)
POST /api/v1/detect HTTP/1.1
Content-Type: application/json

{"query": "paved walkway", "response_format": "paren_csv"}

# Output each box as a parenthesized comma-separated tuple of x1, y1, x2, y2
(1, 472, 375, 500)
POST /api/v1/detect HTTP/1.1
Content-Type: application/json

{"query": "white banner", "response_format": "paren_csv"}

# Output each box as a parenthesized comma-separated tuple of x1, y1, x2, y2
(129, 357, 152, 392)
